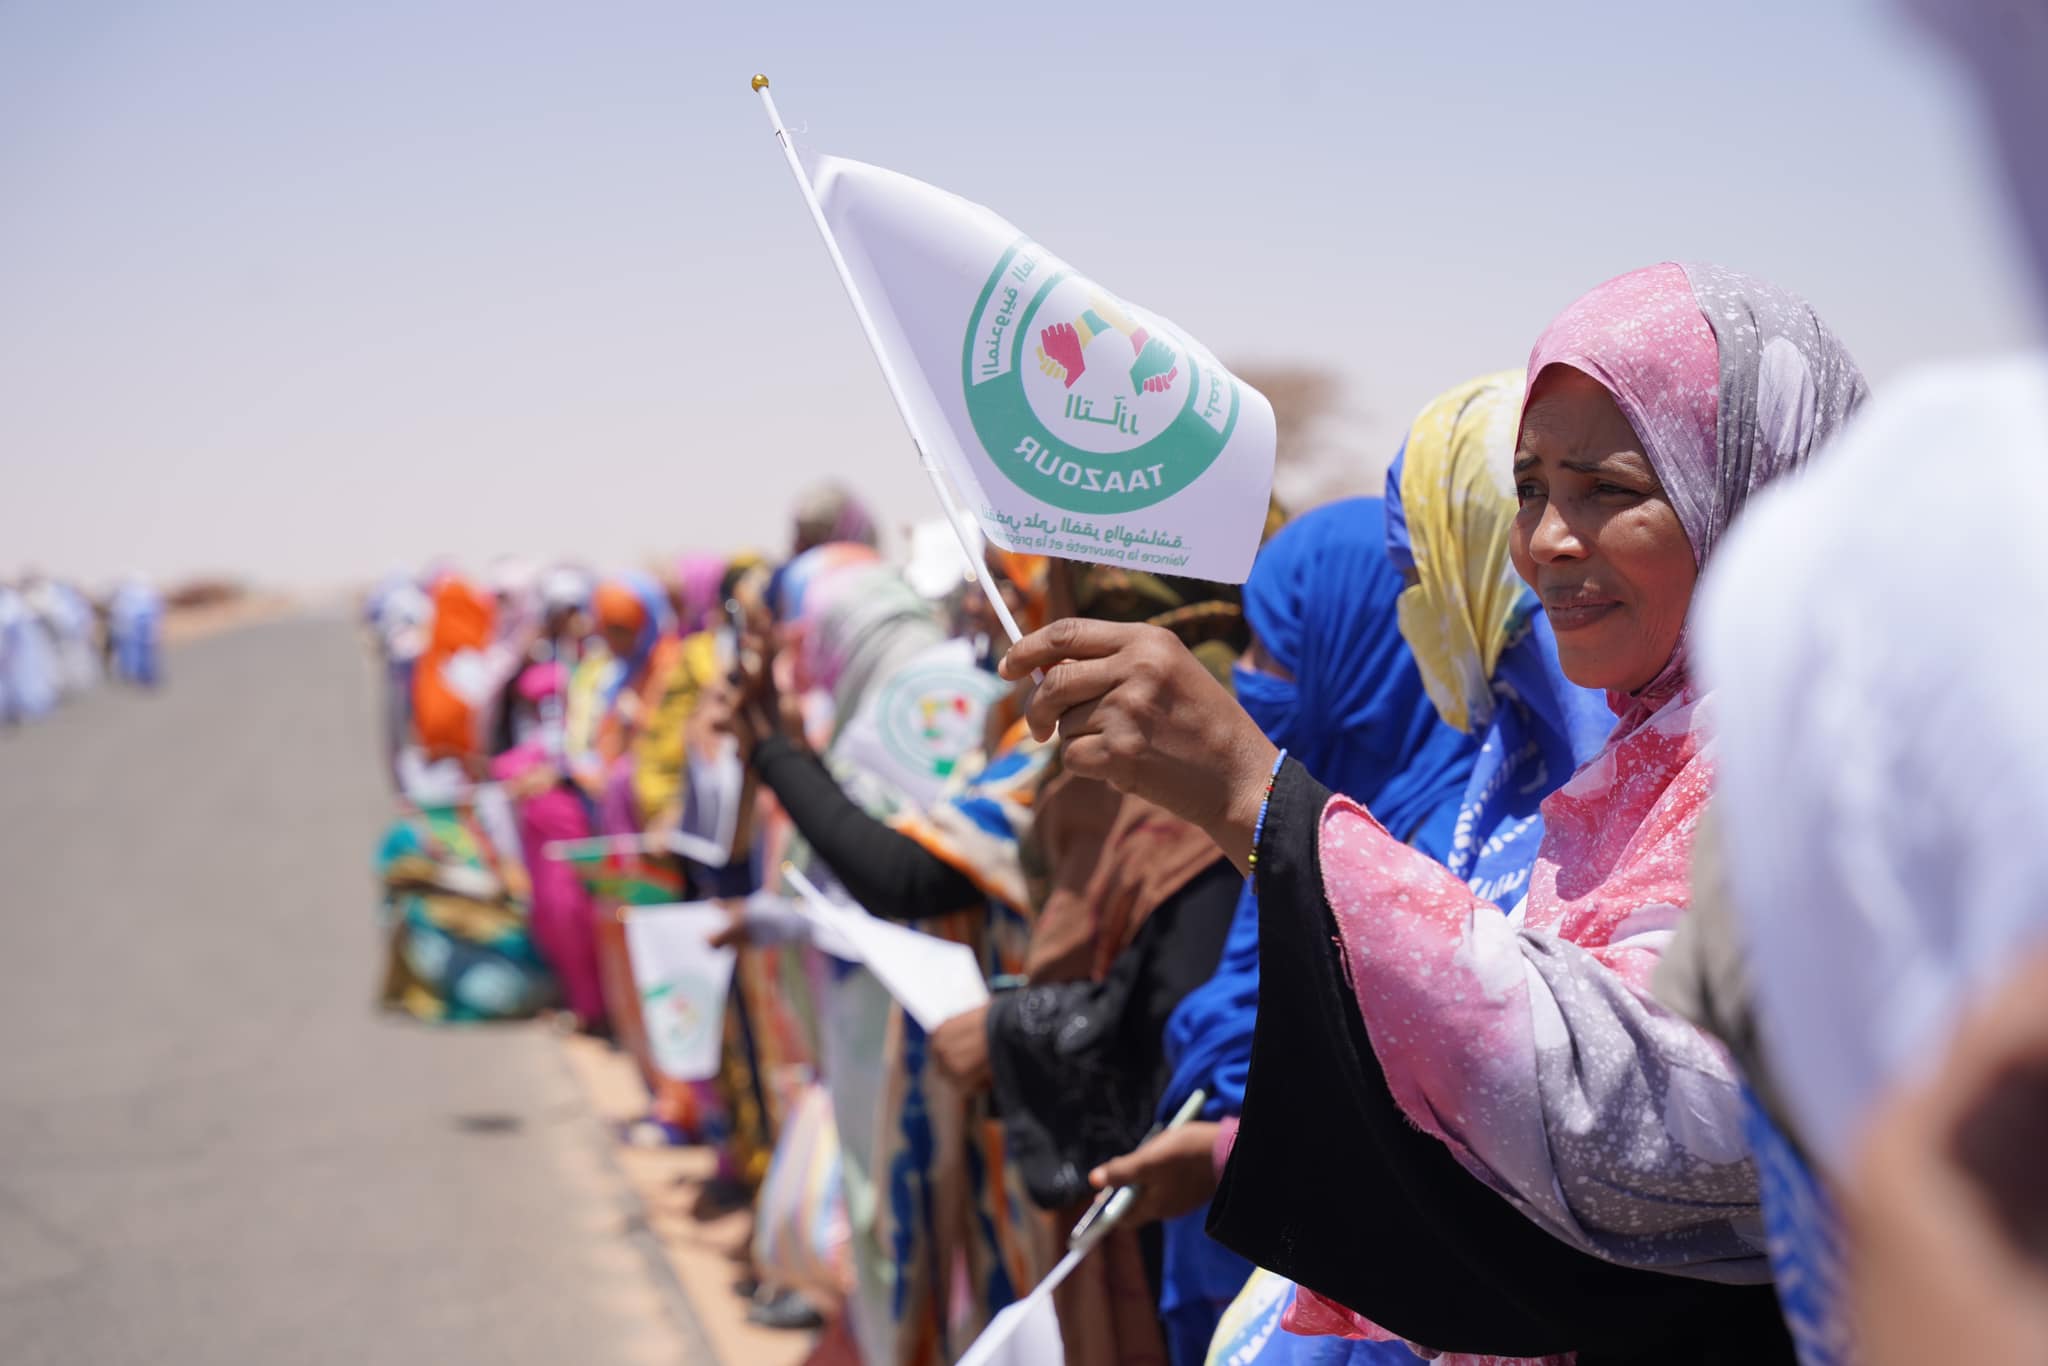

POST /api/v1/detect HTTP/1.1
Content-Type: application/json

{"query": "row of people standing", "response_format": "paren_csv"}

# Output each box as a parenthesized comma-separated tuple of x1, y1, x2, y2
(695, 260, 2025, 1365)
(363, 11, 2048, 1357)
(702, 265, 1830, 1361)
(659, 271, 1801, 1355)
(1, 575, 162, 726)
(367, 258, 1995, 1364)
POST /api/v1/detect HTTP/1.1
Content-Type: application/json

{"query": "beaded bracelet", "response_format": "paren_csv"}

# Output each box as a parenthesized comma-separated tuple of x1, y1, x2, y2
(1246, 747, 1288, 872)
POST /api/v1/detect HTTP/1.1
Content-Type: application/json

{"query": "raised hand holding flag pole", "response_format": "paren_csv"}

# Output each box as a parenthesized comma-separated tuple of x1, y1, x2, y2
(751, 74, 1275, 590)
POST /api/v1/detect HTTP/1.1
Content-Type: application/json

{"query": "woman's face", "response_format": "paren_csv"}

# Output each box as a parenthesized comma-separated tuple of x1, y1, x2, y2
(1510, 366, 1697, 694)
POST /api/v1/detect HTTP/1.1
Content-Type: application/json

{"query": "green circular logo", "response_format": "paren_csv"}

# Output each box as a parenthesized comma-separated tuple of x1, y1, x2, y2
(961, 239, 1239, 514)
(874, 664, 1003, 782)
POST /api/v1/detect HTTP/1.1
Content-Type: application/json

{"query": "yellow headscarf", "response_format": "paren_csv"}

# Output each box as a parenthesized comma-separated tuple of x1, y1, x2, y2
(1393, 370, 1528, 735)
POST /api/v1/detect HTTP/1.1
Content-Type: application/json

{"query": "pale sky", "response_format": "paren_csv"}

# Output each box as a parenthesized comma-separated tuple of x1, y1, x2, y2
(0, 0, 2034, 590)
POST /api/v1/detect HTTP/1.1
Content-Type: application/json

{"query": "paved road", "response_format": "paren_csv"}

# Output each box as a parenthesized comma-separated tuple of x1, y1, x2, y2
(0, 615, 706, 1366)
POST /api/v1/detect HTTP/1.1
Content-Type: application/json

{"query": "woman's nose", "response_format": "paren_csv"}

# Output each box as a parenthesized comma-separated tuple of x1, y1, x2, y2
(1528, 499, 1587, 563)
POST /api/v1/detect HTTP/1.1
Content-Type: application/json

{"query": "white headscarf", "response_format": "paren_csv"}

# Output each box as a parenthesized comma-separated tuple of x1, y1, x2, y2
(1699, 352, 2048, 1176)
(539, 565, 592, 615)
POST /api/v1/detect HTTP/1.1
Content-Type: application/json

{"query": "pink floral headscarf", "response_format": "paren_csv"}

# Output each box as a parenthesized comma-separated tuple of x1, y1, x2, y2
(1524, 264, 1721, 557)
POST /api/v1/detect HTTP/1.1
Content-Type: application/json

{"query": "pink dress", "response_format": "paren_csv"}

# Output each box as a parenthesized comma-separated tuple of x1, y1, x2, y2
(491, 743, 604, 1028)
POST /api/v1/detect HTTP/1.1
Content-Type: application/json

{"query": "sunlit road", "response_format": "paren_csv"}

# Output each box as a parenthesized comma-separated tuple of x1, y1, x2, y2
(0, 615, 706, 1365)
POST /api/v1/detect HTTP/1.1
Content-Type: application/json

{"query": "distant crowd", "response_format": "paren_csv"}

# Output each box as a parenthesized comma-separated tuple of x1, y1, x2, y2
(0, 576, 163, 727)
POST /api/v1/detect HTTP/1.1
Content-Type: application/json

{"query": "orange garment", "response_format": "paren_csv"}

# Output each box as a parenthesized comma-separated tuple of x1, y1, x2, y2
(412, 577, 495, 762)
(593, 579, 649, 634)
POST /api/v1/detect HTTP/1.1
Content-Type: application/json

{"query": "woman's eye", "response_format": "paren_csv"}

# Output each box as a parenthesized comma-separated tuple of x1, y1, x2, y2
(1515, 482, 1543, 505)
(1593, 481, 1639, 499)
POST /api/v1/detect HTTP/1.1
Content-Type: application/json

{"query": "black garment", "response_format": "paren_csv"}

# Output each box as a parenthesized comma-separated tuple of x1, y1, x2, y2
(751, 733, 980, 920)
(488, 671, 522, 757)
(987, 860, 1240, 1210)
(1207, 759, 1793, 1365)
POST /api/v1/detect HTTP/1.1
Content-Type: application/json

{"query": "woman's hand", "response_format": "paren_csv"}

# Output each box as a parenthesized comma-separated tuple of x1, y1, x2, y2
(929, 1004, 993, 1093)
(702, 676, 789, 769)
(719, 630, 807, 757)
(997, 619, 1276, 867)
(707, 899, 753, 951)
(1086, 1121, 1224, 1227)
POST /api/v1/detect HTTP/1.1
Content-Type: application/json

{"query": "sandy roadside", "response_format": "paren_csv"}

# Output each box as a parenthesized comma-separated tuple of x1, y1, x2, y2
(556, 1034, 816, 1366)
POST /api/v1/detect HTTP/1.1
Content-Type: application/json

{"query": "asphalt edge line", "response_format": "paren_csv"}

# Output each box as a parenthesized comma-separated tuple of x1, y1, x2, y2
(548, 1037, 726, 1366)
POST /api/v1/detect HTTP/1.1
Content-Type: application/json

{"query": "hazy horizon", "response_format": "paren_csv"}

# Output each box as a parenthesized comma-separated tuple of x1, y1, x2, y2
(3, 0, 2037, 590)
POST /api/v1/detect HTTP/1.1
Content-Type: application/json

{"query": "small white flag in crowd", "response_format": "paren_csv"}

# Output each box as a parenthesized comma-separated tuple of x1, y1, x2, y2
(757, 80, 1276, 585)
(622, 903, 737, 1083)
(781, 864, 992, 1033)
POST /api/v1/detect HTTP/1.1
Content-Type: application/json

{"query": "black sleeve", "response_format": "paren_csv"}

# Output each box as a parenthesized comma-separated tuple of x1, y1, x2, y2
(750, 734, 983, 921)
(987, 859, 1239, 1210)
(1205, 758, 1792, 1366)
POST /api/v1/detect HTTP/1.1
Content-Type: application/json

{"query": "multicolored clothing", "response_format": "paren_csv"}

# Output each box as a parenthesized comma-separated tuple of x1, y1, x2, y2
(995, 561, 1249, 1366)
(1160, 499, 1480, 1365)
(376, 802, 553, 1022)
(1207, 1272, 1419, 1366)
(773, 560, 1025, 1366)
(630, 630, 721, 827)
(892, 718, 1049, 915)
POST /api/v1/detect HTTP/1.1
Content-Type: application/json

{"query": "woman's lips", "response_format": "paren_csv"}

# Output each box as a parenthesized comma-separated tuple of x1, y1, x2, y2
(1543, 597, 1619, 631)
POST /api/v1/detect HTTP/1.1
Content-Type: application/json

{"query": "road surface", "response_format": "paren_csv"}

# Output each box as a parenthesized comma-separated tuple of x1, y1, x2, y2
(0, 614, 711, 1365)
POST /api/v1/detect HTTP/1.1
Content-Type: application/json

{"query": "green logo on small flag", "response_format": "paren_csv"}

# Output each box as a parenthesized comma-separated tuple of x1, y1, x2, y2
(962, 238, 1238, 514)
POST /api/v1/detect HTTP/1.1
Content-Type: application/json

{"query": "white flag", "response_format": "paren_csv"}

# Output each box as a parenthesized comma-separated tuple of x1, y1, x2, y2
(828, 637, 1008, 810)
(956, 1246, 1084, 1366)
(623, 903, 736, 1083)
(780, 866, 992, 1032)
(813, 156, 1275, 584)
(955, 1288, 1064, 1366)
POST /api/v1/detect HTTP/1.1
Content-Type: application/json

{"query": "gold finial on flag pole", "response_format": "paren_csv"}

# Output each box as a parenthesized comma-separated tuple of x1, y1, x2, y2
(751, 73, 770, 91)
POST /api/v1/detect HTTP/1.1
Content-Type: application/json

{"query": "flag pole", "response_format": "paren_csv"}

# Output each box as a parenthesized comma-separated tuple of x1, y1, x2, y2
(751, 74, 1028, 647)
